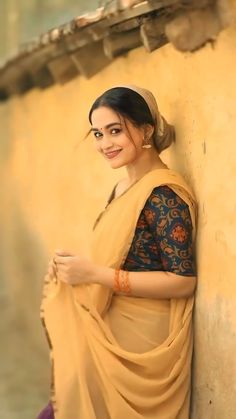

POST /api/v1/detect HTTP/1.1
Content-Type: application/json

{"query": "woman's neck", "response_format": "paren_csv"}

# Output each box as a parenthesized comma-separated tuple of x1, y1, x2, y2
(125, 150, 168, 185)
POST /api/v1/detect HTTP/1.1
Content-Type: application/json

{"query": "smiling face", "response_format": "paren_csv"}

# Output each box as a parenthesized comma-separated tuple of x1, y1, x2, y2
(90, 106, 146, 169)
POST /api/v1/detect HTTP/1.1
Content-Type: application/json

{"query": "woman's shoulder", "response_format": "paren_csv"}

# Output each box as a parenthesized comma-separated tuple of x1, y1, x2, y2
(143, 185, 194, 234)
(148, 185, 188, 205)
(143, 185, 192, 222)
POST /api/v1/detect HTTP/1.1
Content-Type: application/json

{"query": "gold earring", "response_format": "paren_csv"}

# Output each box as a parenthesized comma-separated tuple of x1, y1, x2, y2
(142, 137, 152, 149)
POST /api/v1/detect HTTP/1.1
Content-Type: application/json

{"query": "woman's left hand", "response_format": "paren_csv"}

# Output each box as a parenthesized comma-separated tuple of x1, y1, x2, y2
(53, 249, 96, 286)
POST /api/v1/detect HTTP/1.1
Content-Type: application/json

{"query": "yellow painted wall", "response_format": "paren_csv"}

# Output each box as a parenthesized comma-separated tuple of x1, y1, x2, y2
(1, 10, 236, 419)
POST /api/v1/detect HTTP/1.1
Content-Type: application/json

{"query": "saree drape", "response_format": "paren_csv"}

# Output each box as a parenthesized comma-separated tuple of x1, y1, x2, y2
(40, 168, 197, 419)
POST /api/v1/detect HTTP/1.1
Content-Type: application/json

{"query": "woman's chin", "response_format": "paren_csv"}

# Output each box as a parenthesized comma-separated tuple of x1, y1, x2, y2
(106, 156, 126, 169)
(108, 161, 125, 169)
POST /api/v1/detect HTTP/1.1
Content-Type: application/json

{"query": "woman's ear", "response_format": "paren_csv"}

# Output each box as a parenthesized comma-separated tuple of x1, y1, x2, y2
(143, 124, 154, 139)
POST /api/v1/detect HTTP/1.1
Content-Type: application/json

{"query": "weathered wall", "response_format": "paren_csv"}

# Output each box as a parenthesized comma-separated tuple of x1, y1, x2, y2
(1, 6, 236, 419)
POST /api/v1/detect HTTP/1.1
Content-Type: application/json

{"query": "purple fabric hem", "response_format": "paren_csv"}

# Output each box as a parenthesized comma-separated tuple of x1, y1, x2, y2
(37, 401, 54, 419)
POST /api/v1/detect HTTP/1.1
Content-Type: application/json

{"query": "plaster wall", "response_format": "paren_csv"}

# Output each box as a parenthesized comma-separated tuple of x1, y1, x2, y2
(0, 10, 236, 419)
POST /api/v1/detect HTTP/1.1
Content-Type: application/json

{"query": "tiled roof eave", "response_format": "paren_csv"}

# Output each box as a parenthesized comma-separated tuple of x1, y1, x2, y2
(0, 0, 230, 101)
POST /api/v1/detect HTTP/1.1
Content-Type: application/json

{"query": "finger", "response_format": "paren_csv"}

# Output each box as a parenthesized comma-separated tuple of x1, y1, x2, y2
(55, 249, 75, 256)
(56, 266, 68, 275)
(54, 256, 68, 265)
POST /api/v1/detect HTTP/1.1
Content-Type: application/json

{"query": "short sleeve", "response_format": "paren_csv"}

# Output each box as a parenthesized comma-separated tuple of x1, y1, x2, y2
(143, 185, 196, 276)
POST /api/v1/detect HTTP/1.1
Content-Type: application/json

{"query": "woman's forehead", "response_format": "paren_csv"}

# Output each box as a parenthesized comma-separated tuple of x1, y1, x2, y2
(91, 106, 121, 128)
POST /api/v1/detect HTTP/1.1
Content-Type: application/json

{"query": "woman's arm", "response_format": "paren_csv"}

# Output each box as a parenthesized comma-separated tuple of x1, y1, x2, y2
(54, 187, 197, 298)
(93, 266, 196, 299)
(93, 185, 197, 299)
(52, 251, 195, 298)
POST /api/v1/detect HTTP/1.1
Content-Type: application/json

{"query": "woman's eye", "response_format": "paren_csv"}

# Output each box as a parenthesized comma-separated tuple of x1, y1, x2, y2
(111, 128, 121, 135)
(94, 131, 102, 138)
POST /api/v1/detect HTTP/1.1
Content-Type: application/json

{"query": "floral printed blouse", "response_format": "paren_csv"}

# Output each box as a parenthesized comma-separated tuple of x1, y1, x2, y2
(108, 184, 196, 276)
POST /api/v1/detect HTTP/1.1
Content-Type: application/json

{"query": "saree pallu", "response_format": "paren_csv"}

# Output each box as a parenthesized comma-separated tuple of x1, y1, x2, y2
(40, 168, 197, 419)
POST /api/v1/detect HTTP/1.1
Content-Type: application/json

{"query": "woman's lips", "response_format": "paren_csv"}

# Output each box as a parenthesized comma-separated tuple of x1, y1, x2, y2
(105, 149, 122, 159)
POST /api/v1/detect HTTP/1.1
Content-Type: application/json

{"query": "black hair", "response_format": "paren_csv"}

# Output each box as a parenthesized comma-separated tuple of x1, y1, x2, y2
(88, 87, 154, 129)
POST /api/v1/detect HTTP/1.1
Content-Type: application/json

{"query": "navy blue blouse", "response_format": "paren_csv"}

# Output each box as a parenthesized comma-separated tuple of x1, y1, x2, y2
(108, 184, 196, 276)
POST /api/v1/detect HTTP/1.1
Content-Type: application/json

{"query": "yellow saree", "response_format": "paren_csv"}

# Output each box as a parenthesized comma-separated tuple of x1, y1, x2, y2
(41, 168, 197, 419)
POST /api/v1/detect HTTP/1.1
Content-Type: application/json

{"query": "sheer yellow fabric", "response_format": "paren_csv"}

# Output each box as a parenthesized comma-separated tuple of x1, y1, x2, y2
(41, 168, 197, 419)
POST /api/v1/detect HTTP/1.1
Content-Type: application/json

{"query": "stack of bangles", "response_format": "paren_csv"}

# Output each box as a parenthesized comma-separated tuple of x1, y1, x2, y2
(114, 269, 131, 294)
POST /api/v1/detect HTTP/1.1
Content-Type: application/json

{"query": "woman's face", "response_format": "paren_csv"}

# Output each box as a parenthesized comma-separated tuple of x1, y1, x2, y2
(90, 106, 145, 169)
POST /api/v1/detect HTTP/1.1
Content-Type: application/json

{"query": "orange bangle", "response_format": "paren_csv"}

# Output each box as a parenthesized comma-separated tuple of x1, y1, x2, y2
(121, 270, 131, 294)
(114, 268, 120, 292)
(120, 269, 125, 291)
(123, 270, 131, 294)
(118, 270, 131, 294)
(114, 269, 131, 294)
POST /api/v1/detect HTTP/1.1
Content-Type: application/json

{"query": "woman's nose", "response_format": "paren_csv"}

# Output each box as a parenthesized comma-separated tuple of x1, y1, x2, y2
(101, 134, 113, 149)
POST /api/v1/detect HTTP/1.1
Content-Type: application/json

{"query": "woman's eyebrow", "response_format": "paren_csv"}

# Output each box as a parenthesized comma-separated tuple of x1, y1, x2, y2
(91, 122, 122, 131)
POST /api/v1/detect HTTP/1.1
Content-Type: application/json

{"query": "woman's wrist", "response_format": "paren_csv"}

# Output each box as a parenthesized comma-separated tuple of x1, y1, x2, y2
(91, 266, 132, 295)
(91, 264, 115, 287)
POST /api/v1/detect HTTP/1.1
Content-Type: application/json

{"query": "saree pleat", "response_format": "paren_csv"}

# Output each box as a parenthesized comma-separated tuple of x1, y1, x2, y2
(41, 168, 197, 419)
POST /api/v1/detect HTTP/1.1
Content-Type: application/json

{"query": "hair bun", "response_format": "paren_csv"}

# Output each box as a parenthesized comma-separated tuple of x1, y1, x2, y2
(153, 116, 175, 153)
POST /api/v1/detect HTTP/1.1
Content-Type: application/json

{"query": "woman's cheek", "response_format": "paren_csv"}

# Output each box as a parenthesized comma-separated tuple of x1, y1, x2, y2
(94, 142, 101, 152)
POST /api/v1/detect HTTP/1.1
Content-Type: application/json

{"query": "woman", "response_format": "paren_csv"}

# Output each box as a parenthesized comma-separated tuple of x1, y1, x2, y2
(38, 85, 197, 419)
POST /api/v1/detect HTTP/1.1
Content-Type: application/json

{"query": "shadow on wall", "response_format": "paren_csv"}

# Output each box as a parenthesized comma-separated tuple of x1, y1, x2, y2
(0, 174, 50, 418)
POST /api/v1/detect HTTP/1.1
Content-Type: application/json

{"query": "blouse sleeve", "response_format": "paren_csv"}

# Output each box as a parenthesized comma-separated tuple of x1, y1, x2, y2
(143, 185, 196, 276)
